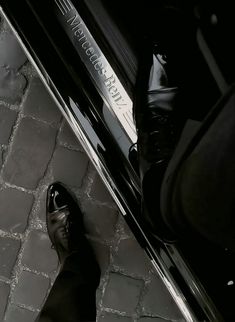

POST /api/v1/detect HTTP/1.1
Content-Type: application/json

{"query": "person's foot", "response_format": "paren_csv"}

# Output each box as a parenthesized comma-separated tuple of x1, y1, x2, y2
(46, 182, 99, 267)
(134, 46, 182, 241)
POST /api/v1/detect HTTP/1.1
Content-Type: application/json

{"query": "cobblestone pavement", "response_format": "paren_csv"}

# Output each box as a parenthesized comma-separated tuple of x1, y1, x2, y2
(0, 14, 184, 322)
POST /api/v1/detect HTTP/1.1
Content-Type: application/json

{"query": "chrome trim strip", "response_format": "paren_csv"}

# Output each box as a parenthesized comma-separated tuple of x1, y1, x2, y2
(166, 244, 224, 321)
(60, 0, 72, 11)
(53, 0, 137, 143)
(54, 0, 66, 15)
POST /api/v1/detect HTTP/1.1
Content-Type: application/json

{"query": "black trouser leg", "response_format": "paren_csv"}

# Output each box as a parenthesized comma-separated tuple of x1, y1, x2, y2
(36, 252, 99, 322)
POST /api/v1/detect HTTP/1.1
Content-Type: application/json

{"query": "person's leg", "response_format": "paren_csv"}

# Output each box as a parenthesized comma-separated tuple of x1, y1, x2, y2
(133, 40, 181, 242)
(38, 253, 99, 322)
(36, 182, 100, 322)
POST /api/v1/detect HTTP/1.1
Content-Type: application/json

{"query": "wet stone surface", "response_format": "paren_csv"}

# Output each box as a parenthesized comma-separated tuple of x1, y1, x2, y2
(0, 237, 21, 278)
(4, 305, 38, 322)
(12, 271, 50, 309)
(50, 146, 89, 188)
(2, 117, 57, 189)
(102, 273, 144, 315)
(0, 187, 34, 233)
(58, 119, 83, 150)
(23, 77, 61, 125)
(0, 67, 27, 104)
(0, 105, 17, 145)
(0, 13, 184, 322)
(0, 31, 27, 70)
(21, 230, 58, 274)
(83, 200, 119, 242)
(113, 238, 151, 278)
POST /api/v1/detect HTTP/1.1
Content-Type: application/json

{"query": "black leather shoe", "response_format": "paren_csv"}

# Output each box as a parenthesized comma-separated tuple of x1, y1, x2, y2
(134, 46, 182, 241)
(46, 182, 97, 265)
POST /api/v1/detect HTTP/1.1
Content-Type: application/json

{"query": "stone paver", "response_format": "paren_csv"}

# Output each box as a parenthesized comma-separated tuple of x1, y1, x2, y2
(89, 172, 114, 204)
(0, 237, 21, 278)
(0, 187, 34, 233)
(0, 105, 17, 145)
(0, 13, 184, 322)
(113, 238, 151, 278)
(0, 282, 10, 321)
(0, 31, 27, 70)
(0, 67, 27, 104)
(117, 213, 135, 239)
(12, 271, 50, 309)
(21, 230, 58, 274)
(23, 77, 61, 125)
(51, 146, 89, 188)
(83, 200, 118, 242)
(5, 305, 37, 322)
(2, 117, 57, 189)
(102, 272, 144, 315)
(58, 119, 83, 150)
